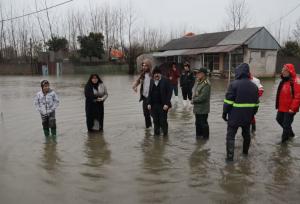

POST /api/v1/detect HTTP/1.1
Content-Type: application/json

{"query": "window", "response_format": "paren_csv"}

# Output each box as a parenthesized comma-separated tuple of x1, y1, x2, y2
(261, 50, 266, 58)
(204, 54, 220, 71)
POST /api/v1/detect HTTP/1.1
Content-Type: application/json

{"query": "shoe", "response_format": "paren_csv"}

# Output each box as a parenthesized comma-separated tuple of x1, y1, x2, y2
(226, 155, 234, 162)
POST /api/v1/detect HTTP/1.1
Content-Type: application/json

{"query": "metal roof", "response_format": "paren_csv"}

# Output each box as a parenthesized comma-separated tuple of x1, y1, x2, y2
(152, 49, 191, 57)
(202, 45, 241, 53)
(153, 45, 241, 57)
(217, 27, 263, 46)
(159, 30, 233, 51)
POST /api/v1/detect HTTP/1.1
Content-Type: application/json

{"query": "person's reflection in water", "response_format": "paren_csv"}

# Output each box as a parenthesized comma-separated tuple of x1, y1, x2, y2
(271, 145, 293, 189)
(218, 159, 253, 203)
(138, 134, 170, 203)
(41, 143, 61, 174)
(84, 132, 111, 168)
(189, 140, 210, 187)
(142, 134, 169, 174)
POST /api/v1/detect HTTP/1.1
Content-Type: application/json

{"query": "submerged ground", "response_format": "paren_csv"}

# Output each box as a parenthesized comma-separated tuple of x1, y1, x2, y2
(0, 75, 299, 204)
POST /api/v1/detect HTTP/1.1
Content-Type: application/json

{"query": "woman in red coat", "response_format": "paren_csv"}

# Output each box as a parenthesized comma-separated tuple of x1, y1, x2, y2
(276, 64, 300, 143)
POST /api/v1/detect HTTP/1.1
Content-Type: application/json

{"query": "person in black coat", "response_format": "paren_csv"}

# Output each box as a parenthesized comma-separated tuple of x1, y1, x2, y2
(180, 62, 195, 107)
(85, 74, 108, 132)
(147, 67, 172, 136)
(223, 63, 259, 161)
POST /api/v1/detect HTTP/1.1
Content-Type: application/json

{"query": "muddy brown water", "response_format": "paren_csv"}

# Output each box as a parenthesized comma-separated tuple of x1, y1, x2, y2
(0, 75, 300, 204)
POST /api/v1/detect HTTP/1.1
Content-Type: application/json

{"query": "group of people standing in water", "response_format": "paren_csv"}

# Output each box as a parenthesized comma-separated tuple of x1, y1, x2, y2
(33, 58, 300, 161)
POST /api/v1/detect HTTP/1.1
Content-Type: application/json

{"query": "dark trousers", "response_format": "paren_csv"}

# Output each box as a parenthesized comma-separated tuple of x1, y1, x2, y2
(98, 102, 104, 130)
(195, 114, 209, 139)
(41, 111, 56, 137)
(86, 102, 104, 131)
(181, 87, 192, 100)
(142, 98, 152, 128)
(151, 104, 168, 135)
(171, 84, 178, 96)
(276, 112, 295, 142)
(226, 124, 251, 159)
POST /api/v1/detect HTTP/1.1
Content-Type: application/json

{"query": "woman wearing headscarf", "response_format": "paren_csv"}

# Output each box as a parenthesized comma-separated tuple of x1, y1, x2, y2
(84, 74, 108, 132)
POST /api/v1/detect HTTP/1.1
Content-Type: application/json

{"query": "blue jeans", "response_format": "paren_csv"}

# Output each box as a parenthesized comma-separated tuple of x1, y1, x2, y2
(171, 84, 178, 97)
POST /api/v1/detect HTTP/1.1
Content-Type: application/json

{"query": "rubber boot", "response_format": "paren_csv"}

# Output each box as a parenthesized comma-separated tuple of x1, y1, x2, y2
(51, 128, 57, 143)
(226, 140, 235, 161)
(203, 125, 210, 140)
(43, 128, 50, 143)
(281, 133, 289, 144)
(243, 138, 251, 155)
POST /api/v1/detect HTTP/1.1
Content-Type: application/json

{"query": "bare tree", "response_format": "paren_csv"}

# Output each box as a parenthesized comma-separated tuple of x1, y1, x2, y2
(225, 0, 250, 30)
(294, 18, 300, 42)
(35, 0, 46, 45)
(67, 11, 78, 51)
(125, 1, 138, 74)
(44, 0, 54, 39)
(0, 3, 4, 60)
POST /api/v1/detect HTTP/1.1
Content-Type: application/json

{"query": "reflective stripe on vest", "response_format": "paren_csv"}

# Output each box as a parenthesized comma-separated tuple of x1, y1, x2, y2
(224, 99, 259, 108)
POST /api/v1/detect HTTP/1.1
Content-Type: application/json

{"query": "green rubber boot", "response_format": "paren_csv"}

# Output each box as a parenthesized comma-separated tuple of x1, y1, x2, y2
(43, 128, 50, 143)
(51, 128, 57, 143)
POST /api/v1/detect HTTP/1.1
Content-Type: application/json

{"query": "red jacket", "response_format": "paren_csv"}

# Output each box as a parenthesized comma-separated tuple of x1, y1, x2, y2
(276, 64, 300, 113)
(168, 68, 180, 85)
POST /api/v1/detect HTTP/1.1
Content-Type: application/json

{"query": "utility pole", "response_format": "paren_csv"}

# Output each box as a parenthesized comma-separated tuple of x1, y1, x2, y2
(30, 38, 33, 75)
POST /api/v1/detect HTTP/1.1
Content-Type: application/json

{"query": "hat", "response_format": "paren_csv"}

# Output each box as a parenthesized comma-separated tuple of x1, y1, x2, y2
(152, 67, 162, 75)
(40, 79, 49, 88)
(183, 62, 190, 67)
(194, 67, 208, 75)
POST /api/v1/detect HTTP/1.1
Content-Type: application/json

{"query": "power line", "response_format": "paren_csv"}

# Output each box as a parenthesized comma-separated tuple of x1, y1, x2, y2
(0, 0, 74, 22)
(267, 2, 300, 26)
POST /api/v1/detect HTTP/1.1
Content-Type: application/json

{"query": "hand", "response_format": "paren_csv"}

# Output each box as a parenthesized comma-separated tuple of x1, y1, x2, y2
(169, 77, 172, 80)
(133, 86, 138, 93)
(289, 109, 294, 113)
(163, 105, 169, 111)
(97, 97, 103, 102)
(222, 113, 228, 122)
(147, 105, 151, 110)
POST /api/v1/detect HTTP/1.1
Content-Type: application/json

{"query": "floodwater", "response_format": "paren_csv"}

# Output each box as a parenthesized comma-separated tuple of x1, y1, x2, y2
(0, 75, 300, 204)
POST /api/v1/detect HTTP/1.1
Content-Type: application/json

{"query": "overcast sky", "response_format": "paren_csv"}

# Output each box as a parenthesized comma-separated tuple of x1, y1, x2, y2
(1, 0, 300, 42)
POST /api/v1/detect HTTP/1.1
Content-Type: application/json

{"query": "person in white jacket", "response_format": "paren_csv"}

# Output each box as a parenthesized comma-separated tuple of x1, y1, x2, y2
(250, 75, 264, 133)
(34, 80, 59, 143)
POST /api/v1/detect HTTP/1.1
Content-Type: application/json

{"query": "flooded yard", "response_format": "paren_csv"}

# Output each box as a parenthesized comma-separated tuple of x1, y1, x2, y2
(0, 75, 300, 204)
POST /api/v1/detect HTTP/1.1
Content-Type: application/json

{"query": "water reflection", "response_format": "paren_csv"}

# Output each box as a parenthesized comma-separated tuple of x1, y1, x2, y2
(41, 143, 61, 174)
(189, 141, 210, 182)
(83, 132, 111, 168)
(80, 132, 111, 181)
(137, 135, 170, 203)
(189, 140, 210, 177)
(219, 160, 254, 203)
(141, 135, 169, 174)
(271, 145, 293, 184)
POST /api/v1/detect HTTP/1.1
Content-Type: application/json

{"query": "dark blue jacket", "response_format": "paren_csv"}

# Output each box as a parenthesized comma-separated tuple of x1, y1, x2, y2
(148, 76, 172, 108)
(223, 63, 259, 126)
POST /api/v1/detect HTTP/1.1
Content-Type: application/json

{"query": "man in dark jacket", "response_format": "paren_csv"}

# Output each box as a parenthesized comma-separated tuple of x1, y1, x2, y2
(223, 63, 259, 161)
(180, 62, 195, 107)
(148, 67, 172, 136)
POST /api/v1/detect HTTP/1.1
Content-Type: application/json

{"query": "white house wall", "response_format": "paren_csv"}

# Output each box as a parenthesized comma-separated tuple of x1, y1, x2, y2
(244, 48, 277, 77)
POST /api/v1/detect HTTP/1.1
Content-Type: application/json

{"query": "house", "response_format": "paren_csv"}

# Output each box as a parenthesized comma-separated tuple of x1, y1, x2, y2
(138, 27, 280, 77)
